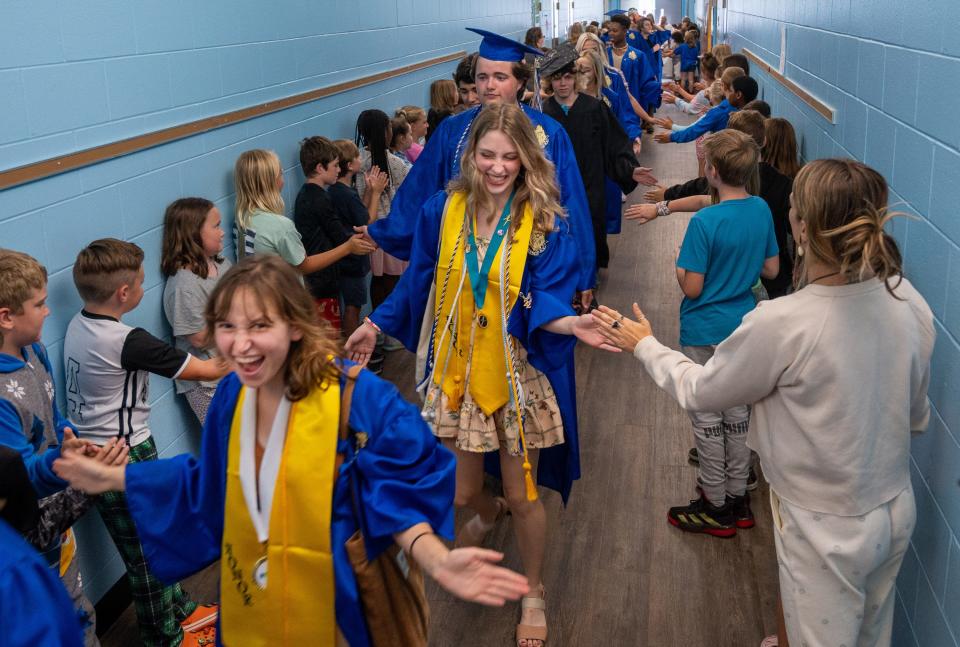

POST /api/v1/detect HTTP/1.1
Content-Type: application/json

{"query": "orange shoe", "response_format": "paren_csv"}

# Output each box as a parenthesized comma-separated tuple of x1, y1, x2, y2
(181, 604, 218, 633)
(181, 625, 216, 647)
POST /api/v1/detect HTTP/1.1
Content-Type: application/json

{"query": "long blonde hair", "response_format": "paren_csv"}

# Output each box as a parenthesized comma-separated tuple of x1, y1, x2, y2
(792, 159, 904, 295)
(205, 255, 341, 401)
(234, 149, 284, 231)
(577, 51, 608, 97)
(447, 103, 563, 233)
(576, 32, 606, 58)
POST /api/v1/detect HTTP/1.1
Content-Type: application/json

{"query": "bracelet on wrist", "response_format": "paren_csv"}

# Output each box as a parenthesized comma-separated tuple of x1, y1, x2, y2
(656, 200, 671, 218)
(364, 317, 382, 334)
(407, 531, 433, 561)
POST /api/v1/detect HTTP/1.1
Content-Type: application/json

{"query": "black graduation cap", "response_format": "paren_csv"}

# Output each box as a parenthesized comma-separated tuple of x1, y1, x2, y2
(539, 43, 580, 78)
(465, 27, 543, 62)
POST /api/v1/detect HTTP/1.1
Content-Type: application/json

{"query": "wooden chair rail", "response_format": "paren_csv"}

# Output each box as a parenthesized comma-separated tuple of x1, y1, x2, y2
(742, 48, 837, 124)
(0, 50, 466, 191)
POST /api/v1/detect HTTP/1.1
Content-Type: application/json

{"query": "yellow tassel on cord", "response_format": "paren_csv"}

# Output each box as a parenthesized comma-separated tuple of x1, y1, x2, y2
(523, 460, 538, 502)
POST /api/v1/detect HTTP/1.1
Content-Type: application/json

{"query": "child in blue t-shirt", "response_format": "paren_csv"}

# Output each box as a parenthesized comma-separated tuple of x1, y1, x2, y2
(668, 129, 779, 538)
(673, 30, 700, 92)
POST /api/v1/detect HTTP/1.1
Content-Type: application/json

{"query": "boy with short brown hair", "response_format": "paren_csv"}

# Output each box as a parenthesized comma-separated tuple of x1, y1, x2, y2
(65, 238, 223, 647)
(0, 248, 114, 646)
(665, 130, 779, 538)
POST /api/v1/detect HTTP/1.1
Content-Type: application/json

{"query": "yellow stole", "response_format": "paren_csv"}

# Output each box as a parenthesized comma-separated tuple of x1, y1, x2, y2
(220, 385, 339, 646)
(432, 191, 534, 415)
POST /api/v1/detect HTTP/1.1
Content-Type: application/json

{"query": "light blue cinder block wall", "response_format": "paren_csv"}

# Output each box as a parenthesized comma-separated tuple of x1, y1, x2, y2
(0, 0, 539, 603)
(722, 1, 960, 645)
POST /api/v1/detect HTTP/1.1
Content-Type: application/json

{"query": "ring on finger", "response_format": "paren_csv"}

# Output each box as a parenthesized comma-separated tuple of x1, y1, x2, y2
(611, 320, 621, 329)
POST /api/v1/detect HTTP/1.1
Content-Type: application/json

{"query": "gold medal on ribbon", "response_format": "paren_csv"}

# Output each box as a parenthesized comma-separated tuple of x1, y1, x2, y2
(253, 556, 268, 590)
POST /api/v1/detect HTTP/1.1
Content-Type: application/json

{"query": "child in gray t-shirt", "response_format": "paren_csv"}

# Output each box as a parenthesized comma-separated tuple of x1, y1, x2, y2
(160, 198, 232, 423)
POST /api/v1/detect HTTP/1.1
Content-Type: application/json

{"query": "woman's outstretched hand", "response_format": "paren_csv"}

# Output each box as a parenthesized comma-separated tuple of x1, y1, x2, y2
(571, 313, 622, 353)
(591, 303, 654, 352)
(432, 548, 530, 606)
(344, 321, 377, 366)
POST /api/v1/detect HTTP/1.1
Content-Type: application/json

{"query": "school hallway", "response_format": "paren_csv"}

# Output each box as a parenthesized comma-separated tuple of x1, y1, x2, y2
(98, 104, 782, 647)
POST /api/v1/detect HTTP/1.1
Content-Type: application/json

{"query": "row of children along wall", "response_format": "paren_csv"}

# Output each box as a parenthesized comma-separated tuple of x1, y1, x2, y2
(0, 88, 486, 647)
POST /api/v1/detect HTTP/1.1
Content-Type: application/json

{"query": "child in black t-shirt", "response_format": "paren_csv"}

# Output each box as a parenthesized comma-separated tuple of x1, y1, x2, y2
(328, 140, 388, 337)
(293, 136, 353, 332)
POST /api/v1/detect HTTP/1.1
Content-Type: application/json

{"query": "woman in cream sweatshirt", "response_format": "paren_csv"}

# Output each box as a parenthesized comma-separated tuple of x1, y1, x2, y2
(594, 158, 934, 647)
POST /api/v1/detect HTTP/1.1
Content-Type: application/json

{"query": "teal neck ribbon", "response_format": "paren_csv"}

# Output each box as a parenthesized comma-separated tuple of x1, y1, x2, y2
(466, 189, 516, 310)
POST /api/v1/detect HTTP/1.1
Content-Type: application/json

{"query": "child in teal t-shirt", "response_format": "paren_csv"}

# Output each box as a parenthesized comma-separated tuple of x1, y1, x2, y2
(668, 130, 779, 539)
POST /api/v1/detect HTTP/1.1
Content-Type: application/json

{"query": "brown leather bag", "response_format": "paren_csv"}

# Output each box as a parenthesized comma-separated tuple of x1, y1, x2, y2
(337, 365, 430, 647)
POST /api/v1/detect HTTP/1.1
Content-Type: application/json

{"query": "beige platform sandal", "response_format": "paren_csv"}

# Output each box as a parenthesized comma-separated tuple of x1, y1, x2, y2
(516, 587, 547, 647)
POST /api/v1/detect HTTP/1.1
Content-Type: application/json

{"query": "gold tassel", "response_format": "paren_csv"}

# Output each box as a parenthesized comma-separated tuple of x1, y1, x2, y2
(523, 459, 538, 502)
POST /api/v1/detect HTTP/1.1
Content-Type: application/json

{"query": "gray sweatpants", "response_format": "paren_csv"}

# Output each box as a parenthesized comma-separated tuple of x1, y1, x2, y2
(682, 344, 752, 506)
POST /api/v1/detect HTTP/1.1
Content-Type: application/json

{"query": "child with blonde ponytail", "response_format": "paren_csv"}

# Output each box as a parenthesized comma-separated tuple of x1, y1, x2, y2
(595, 158, 934, 647)
(234, 149, 373, 273)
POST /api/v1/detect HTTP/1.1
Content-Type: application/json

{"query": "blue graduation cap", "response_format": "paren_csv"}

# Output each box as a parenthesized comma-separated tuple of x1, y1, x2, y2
(466, 27, 543, 62)
(604, 9, 628, 16)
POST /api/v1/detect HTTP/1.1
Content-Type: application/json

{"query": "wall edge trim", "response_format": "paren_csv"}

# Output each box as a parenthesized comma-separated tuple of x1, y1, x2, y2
(0, 50, 466, 191)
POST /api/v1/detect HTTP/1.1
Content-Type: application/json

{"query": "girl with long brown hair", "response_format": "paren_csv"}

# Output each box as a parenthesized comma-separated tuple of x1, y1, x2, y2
(427, 79, 459, 141)
(763, 117, 802, 178)
(347, 103, 616, 647)
(160, 197, 231, 422)
(595, 158, 933, 647)
(54, 254, 530, 647)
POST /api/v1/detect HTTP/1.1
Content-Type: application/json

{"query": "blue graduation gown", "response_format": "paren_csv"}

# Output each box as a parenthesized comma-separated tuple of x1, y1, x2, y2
(124, 369, 456, 647)
(0, 519, 83, 647)
(607, 44, 659, 111)
(603, 71, 642, 141)
(369, 191, 582, 503)
(367, 104, 597, 291)
(633, 30, 673, 84)
(602, 71, 641, 234)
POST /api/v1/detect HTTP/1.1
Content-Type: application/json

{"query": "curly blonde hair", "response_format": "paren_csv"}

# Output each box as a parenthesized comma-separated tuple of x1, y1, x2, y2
(205, 255, 340, 401)
(447, 103, 564, 234)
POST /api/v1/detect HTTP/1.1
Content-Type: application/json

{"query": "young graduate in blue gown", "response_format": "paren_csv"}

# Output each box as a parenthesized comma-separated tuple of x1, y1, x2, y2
(603, 13, 659, 117)
(0, 447, 83, 647)
(364, 28, 599, 309)
(575, 32, 659, 236)
(54, 255, 529, 647)
(634, 15, 673, 110)
(346, 104, 619, 647)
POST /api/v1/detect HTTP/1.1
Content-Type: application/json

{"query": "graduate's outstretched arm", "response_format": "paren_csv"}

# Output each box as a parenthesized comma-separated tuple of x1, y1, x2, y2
(396, 522, 530, 606)
(53, 451, 125, 494)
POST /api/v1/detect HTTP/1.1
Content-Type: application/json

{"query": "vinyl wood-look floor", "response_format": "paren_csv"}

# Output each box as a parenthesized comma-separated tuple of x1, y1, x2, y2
(101, 104, 780, 647)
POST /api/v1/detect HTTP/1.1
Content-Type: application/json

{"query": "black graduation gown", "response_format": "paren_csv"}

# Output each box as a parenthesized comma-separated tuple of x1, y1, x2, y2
(543, 94, 638, 270)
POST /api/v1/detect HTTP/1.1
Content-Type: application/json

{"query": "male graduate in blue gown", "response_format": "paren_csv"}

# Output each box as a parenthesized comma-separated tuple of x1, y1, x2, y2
(603, 11, 658, 120)
(366, 28, 599, 309)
